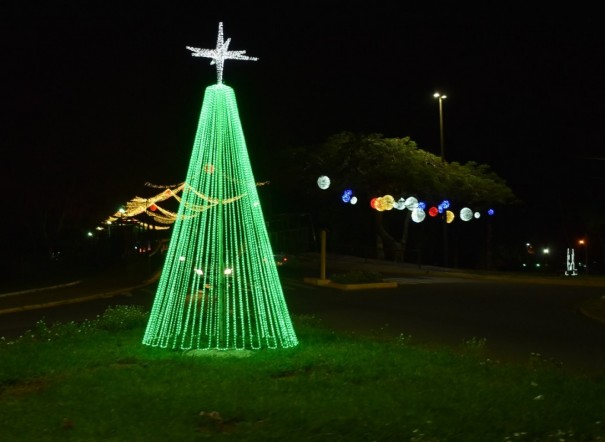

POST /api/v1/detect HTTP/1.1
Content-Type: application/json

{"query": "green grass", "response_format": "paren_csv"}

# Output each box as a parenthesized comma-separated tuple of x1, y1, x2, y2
(1, 307, 604, 441)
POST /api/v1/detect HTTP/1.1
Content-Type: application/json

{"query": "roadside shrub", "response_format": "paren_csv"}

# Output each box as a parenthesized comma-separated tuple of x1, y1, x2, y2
(96, 305, 148, 331)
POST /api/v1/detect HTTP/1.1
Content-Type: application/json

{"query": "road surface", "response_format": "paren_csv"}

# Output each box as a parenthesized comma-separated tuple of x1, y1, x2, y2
(1, 266, 604, 375)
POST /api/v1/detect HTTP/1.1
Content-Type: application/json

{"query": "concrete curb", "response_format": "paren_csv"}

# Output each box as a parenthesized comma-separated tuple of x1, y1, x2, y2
(303, 277, 398, 291)
(0, 281, 82, 299)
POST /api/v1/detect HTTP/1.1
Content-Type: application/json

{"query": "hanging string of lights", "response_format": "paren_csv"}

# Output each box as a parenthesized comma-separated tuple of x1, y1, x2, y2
(102, 180, 271, 229)
(103, 183, 186, 226)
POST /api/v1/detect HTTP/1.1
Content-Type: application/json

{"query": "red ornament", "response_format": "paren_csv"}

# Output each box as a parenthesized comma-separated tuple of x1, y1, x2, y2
(428, 206, 439, 217)
(370, 198, 378, 209)
(150, 204, 157, 212)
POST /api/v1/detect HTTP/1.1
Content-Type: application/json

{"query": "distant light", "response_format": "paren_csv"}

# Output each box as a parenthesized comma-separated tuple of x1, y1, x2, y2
(487, 208, 495, 216)
(350, 196, 357, 205)
(394, 198, 406, 210)
(224, 268, 233, 276)
(179, 256, 186, 262)
(194, 268, 204, 276)
(543, 248, 550, 254)
(87, 231, 93, 237)
(418, 201, 426, 210)
(428, 207, 439, 217)
(446, 210, 455, 224)
(474, 212, 481, 219)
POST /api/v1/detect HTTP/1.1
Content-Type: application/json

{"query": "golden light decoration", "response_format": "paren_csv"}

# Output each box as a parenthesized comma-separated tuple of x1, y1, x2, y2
(104, 183, 186, 226)
(382, 195, 395, 211)
(102, 180, 270, 229)
(371, 195, 400, 211)
(446, 210, 455, 224)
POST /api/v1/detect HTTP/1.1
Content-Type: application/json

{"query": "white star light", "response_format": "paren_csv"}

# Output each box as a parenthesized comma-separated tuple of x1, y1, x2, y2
(186, 22, 258, 84)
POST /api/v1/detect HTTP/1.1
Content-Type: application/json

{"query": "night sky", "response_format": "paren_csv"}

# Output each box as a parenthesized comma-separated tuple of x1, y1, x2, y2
(3, 3, 604, 261)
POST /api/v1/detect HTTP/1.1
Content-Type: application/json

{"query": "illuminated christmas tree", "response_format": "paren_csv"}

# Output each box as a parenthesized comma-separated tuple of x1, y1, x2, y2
(143, 23, 298, 350)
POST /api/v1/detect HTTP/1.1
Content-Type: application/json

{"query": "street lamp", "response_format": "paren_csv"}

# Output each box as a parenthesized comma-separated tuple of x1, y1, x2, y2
(433, 92, 447, 160)
(433, 92, 448, 266)
(578, 239, 588, 275)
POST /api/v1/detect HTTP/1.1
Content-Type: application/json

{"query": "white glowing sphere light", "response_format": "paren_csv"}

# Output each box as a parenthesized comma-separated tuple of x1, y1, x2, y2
(317, 175, 331, 190)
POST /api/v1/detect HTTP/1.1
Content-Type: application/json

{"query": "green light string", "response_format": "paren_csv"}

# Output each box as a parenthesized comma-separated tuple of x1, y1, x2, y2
(143, 84, 298, 350)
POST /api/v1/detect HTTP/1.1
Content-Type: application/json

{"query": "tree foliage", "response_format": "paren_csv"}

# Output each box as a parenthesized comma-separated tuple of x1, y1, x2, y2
(275, 131, 517, 207)
(271, 131, 518, 267)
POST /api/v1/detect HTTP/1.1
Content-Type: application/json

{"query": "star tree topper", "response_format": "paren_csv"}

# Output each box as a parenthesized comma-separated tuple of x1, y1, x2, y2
(186, 22, 258, 84)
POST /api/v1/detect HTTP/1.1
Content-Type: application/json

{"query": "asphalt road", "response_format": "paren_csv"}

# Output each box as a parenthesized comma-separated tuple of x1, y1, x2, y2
(281, 274, 605, 375)
(1, 266, 605, 376)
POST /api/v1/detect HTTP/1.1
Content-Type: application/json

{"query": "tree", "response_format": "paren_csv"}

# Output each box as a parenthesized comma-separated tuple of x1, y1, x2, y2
(143, 84, 298, 351)
(272, 131, 517, 266)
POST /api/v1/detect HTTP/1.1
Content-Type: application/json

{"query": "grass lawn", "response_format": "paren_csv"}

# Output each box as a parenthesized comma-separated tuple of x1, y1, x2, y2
(1, 306, 604, 441)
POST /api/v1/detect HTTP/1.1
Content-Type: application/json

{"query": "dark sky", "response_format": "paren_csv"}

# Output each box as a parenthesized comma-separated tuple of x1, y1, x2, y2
(2, 3, 604, 250)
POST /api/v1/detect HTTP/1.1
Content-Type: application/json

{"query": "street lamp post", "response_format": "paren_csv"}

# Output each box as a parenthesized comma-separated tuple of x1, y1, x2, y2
(579, 239, 588, 275)
(433, 92, 448, 266)
(433, 92, 447, 160)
